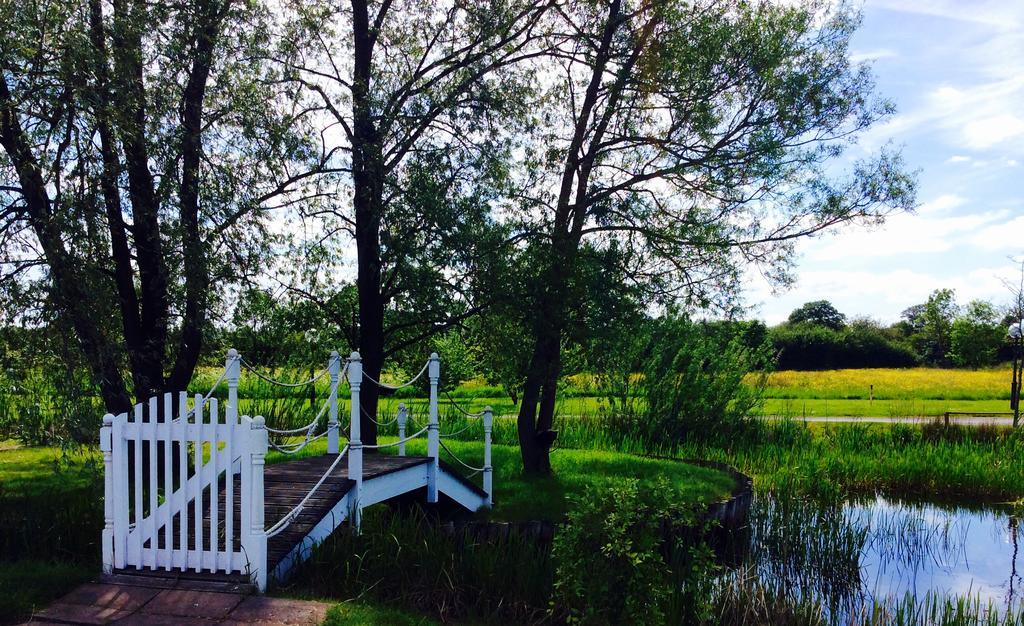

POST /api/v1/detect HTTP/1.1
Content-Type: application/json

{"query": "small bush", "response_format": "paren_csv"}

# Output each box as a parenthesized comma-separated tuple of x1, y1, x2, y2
(637, 317, 773, 447)
(551, 477, 706, 624)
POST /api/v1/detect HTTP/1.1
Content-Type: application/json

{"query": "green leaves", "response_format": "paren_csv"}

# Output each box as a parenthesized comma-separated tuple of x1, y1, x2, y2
(551, 476, 703, 624)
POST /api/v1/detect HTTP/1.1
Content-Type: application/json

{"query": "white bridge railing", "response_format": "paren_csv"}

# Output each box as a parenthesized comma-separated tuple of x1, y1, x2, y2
(101, 349, 493, 591)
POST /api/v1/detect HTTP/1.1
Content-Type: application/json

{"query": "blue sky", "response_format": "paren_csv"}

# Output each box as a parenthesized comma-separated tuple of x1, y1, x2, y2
(747, 0, 1024, 324)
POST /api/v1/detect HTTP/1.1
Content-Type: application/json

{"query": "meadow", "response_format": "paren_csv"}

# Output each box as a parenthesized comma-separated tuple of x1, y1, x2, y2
(759, 368, 1012, 401)
(2, 366, 1014, 446)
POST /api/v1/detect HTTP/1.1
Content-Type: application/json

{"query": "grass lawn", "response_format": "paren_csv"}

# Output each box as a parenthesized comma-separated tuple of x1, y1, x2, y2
(321, 602, 441, 625)
(0, 444, 101, 625)
(396, 439, 737, 522)
(0, 560, 93, 623)
(269, 437, 737, 523)
(0, 442, 99, 495)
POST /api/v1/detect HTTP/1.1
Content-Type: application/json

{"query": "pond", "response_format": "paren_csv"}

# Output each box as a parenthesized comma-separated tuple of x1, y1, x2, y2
(732, 493, 1023, 618)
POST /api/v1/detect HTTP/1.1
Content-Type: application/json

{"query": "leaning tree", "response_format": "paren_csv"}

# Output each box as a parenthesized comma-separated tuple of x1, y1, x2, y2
(508, 0, 917, 473)
(0, 0, 323, 412)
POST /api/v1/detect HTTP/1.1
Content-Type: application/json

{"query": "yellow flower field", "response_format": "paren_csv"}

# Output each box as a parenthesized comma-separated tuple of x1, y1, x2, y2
(756, 367, 1012, 401)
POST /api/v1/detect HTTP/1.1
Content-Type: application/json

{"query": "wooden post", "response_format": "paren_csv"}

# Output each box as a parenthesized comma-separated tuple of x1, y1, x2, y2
(483, 406, 493, 508)
(101, 414, 114, 574)
(226, 349, 240, 424)
(348, 351, 363, 531)
(244, 415, 268, 591)
(427, 353, 440, 504)
(397, 403, 408, 457)
(111, 413, 128, 569)
(328, 351, 341, 454)
(229, 349, 246, 547)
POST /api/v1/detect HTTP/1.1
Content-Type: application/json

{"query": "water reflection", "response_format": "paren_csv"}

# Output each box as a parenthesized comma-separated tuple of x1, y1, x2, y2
(738, 494, 1023, 616)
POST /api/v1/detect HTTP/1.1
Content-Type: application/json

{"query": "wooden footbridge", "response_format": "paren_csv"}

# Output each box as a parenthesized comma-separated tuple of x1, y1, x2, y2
(100, 351, 493, 591)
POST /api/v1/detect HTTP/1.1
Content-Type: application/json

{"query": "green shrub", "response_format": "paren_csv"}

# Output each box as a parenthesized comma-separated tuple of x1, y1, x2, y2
(551, 477, 705, 624)
(637, 316, 773, 447)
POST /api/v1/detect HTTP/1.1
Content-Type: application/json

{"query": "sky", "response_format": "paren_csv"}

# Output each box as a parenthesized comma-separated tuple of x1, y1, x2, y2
(746, 0, 1024, 325)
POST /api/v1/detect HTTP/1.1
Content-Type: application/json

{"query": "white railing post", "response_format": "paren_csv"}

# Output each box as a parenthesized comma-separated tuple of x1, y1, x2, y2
(111, 413, 128, 568)
(427, 353, 440, 504)
(101, 414, 114, 574)
(397, 403, 408, 457)
(348, 351, 363, 531)
(483, 406, 493, 508)
(226, 348, 240, 424)
(231, 349, 248, 546)
(243, 415, 268, 591)
(328, 351, 341, 454)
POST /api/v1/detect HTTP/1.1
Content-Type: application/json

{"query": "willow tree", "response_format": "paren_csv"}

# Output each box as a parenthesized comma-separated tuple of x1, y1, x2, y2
(276, 0, 549, 444)
(0, 0, 320, 412)
(511, 0, 916, 473)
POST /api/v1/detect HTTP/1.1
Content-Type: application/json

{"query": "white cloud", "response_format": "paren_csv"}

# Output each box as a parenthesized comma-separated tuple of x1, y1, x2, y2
(868, 0, 1023, 29)
(966, 216, 1024, 251)
(748, 263, 1021, 324)
(849, 48, 897, 63)
(799, 207, 1004, 262)
(962, 114, 1024, 150)
(945, 155, 971, 164)
(861, 76, 1024, 152)
(917, 193, 965, 214)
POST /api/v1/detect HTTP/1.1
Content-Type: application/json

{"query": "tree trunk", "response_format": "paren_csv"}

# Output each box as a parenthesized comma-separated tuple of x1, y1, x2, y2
(516, 255, 570, 474)
(350, 0, 382, 445)
(88, 0, 148, 401)
(517, 321, 563, 474)
(0, 80, 132, 414)
(167, 0, 225, 391)
(110, 0, 169, 399)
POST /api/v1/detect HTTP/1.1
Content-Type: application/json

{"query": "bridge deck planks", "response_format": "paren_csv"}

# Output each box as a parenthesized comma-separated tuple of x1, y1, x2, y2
(115, 454, 432, 581)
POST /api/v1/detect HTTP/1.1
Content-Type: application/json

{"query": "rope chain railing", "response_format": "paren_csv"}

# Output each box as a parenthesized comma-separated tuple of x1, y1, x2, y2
(262, 360, 349, 456)
(439, 439, 486, 475)
(240, 357, 334, 388)
(251, 351, 495, 555)
(442, 389, 486, 418)
(361, 424, 430, 450)
(166, 359, 233, 424)
(265, 444, 350, 538)
(361, 403, 399, 427)
(360, 360, 430, 390)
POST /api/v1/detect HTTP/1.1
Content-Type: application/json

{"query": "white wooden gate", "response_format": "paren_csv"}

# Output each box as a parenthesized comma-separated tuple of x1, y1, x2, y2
(101, 348, 496, 592)
(100, 351, 269, 582)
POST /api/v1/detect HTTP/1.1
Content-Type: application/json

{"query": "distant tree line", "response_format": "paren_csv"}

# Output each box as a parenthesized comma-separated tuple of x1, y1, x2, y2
(770, 291, 1015, 370)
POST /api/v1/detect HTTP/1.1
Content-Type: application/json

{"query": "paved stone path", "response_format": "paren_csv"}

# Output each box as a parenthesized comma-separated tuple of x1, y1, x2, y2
(19, 582, 330, 625)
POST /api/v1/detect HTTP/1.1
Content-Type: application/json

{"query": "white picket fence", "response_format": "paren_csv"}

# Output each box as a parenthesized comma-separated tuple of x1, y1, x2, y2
(101, 349, 493, 591)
